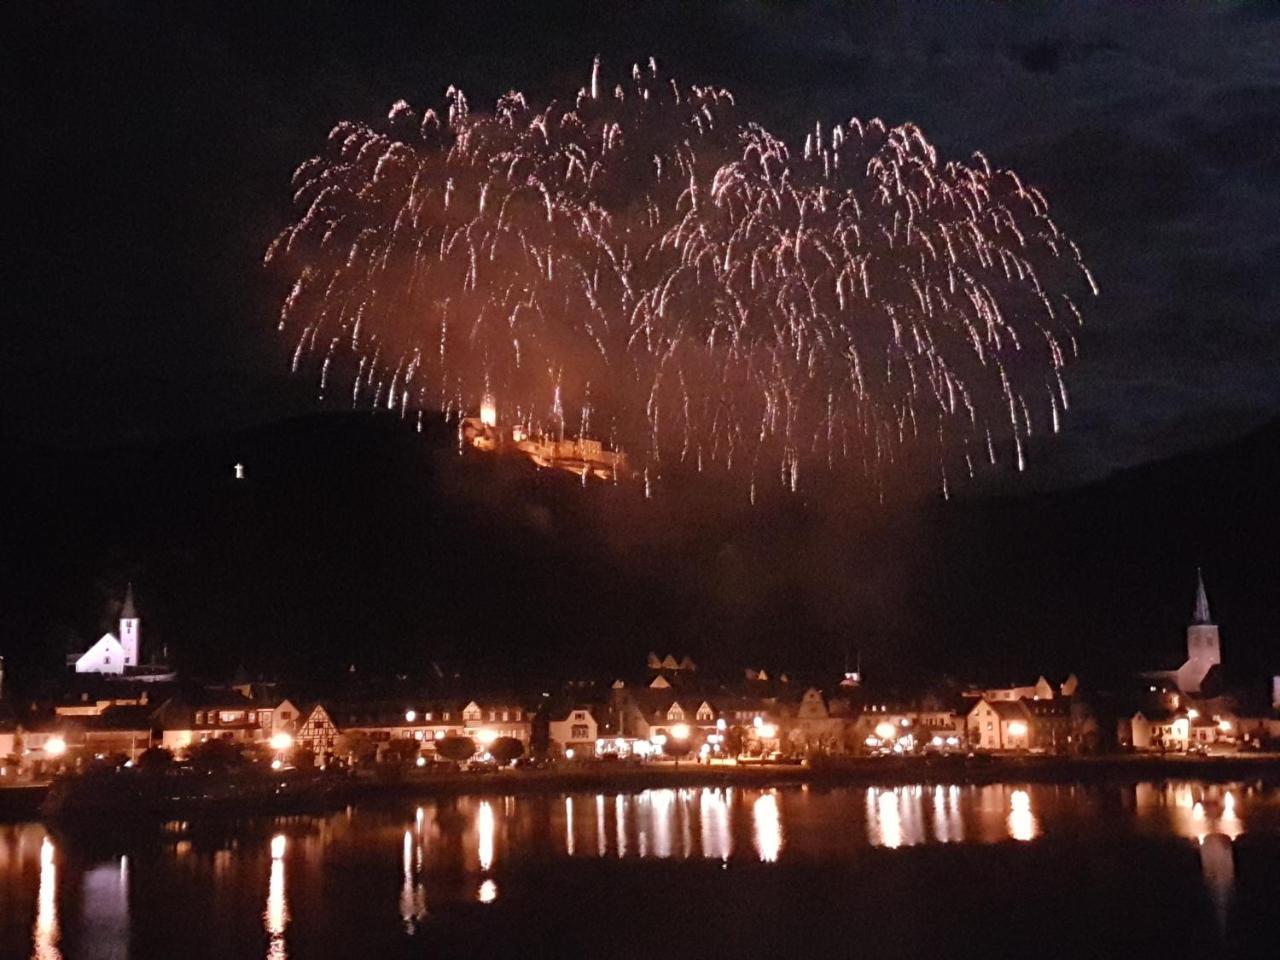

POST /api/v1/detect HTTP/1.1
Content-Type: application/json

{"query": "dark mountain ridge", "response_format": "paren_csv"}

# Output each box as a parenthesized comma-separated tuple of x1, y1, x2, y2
(2, 412, 1276, 695)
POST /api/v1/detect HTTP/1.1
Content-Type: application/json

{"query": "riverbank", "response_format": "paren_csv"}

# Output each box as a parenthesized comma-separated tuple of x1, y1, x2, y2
(12, 753, 1280, 823)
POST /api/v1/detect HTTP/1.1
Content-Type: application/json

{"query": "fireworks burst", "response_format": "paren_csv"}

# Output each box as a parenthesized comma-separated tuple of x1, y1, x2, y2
(268, 58, 1096, 498)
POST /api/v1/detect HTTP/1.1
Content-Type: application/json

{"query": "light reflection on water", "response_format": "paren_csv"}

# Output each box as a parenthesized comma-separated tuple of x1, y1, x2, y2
(264, 834, 288, 960)
(33, 837, 60, 960)
(2, 780, 1277, 957)
(80, 857, 128, 960)
(752, 791, 782, 861)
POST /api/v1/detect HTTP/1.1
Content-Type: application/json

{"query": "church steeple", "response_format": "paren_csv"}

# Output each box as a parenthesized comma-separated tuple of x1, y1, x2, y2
(1192, 568, 1212, 625)
(119, 582, 139, 667)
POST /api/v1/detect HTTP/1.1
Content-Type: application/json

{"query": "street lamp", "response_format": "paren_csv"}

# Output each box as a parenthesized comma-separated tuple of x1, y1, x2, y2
(670, 723, 690, 740)
(269, 732, 294, 752)
(44, 737, 67, 758)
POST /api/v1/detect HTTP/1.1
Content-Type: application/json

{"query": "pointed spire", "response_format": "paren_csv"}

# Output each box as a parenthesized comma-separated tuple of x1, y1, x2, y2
(121, 582, 137, 619)
(1192, 568, 1212, 625)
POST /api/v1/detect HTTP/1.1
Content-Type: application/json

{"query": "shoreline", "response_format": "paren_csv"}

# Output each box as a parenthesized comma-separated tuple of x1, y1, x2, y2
(7, 754, 1279, 824)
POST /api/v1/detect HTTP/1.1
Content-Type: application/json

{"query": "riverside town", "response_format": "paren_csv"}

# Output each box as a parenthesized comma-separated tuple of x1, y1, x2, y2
(3, 572, 1277, 820)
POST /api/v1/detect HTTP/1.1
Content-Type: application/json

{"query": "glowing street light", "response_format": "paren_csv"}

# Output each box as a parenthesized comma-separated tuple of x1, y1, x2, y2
(404, 710, 417, 723)
(757, 724, 777, 739)
(1007, 721, 1028, 738)
(44, 737, 67, 758)
(476, 729, 498, 746)
(874, 721, 897, 741)
(670, 724, 690, 740)
(269, 732, 294, 752)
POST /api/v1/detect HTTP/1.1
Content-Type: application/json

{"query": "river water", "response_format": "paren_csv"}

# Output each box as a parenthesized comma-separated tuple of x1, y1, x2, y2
(1, 780, 1276, 959)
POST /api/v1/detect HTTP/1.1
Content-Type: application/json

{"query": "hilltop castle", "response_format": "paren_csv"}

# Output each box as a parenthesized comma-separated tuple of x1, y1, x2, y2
(460, 401, 628, 482)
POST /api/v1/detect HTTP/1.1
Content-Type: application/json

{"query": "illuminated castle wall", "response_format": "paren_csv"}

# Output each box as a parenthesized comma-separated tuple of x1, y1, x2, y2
(460, 413, 628, 482)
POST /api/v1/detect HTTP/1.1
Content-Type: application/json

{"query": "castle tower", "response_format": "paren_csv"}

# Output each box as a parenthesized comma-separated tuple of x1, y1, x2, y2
(119, 582, 140, 668)
(1178, 568, 1220, 693)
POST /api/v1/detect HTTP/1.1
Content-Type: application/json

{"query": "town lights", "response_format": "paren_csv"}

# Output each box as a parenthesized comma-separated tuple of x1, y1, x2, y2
(1187, 708, 1199, 719)
(565, 748, 575, 760)
(271, 759, 283, 770)
(415, 756, 426, 768)
(44, 737, 67, 758)
(757, 724, 777, 739)
(476, 729, 498, 746)
(404, 710, 417, 723)
(752, 716, 763, 730)
(716, 718, 727, 732)
(650, 733, 667, 746)
(1217, 720, 1232, 732)
(874, 721, 897, 741)
(269, 732, 294, 752)
(670, 724, 690, 740)
(1008, 721, 1028, 738)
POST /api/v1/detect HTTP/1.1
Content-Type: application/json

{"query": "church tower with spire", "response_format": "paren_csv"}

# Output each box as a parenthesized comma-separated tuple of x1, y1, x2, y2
(119, 582, 140, 668)
(1177, 569, 1221, 694)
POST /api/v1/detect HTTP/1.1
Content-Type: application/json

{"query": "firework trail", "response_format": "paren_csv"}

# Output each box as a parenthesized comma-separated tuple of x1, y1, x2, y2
(268, 58, 1096, 498)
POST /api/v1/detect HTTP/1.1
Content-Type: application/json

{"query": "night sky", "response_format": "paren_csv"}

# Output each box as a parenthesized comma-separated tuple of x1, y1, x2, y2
(5, 3, 1279, 687)
(10, 1, 1279, 480)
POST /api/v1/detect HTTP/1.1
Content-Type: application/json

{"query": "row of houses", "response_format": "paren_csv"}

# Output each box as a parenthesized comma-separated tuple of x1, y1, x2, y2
(543, 669, 1094, 760)
(4, 571, 1276, 775)
(0, 686, 534, 773)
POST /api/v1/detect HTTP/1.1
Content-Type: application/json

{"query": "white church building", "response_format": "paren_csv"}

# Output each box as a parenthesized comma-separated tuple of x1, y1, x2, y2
(73, 584, 142, 675)
(1175, 569, 1222, 695)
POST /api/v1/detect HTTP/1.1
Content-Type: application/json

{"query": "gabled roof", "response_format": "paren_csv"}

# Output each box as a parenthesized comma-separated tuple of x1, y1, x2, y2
(968, 698, 1032, 721)
(91, 705, 156, 731)
(550, 705, 599, 723)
